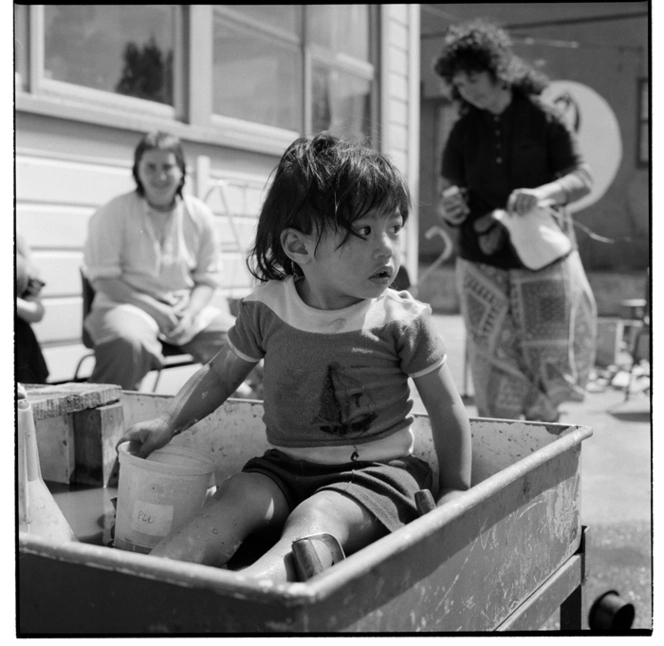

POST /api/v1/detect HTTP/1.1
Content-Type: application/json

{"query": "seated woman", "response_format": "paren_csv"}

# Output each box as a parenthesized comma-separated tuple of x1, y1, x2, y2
(83, 131, 236, 391)
(16, 234, 49, 385)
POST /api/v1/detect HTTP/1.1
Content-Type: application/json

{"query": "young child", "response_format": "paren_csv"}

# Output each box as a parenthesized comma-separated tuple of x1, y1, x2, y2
(118, 133, 472, 582)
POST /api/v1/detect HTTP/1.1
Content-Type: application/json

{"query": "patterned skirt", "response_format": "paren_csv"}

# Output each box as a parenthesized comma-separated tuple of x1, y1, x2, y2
(456, 252, 597, 421)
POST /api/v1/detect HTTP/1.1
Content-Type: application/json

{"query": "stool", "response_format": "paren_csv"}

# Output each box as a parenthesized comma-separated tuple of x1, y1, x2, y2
(619, 296, 650, 401)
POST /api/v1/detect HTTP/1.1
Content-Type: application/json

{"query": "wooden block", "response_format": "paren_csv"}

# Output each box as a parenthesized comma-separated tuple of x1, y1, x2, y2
(35, 414, 76, 484)
(25, 383, 122, 420)
(73, 402, 125, 487)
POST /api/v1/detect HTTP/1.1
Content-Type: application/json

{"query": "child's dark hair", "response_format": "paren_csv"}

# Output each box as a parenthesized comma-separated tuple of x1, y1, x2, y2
(433, 20, 549, 107)
(248, 132, 410, 282)
(132, 130, 186, 197)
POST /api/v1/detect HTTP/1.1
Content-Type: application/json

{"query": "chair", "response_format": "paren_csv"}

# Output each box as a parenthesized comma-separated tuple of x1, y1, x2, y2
(73, 270, 196, 391)
(620, 273, 650, 401)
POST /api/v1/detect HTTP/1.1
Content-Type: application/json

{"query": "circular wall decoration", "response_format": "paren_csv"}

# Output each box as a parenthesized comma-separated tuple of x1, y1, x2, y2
(542, 80, 622, 213)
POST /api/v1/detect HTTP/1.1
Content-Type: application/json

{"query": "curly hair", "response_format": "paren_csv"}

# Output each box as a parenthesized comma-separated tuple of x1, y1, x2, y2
(433, 20, 549, 104)
(248, 132, 410, 282)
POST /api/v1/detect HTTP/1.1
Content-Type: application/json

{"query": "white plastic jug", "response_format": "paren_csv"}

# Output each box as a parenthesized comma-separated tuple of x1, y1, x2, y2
(114, 443, 215, 553)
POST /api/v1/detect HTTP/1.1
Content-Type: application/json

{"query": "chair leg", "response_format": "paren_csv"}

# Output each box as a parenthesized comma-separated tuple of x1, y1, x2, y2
(624, 364, 635, 402)
(462, 338, 470, 398)
(151, 369, 163, 393)
(624, 327, 647, 402)
(73, 351, 95, 382)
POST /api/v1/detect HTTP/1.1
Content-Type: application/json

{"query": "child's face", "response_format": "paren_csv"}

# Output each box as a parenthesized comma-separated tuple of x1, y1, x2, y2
(300, 209, 404, 310)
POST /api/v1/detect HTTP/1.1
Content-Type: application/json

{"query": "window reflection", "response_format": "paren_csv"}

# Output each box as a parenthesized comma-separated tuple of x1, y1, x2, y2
(43, 5, 174, 105)
(14, 5, 29, 89)
(213, 16, 302, 131)
(307, 5, 370, 61)
(312, 66, 371, 141)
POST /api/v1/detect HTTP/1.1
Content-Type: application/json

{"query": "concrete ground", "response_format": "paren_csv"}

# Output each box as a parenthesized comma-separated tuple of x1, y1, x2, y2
(146, 313, 653, 632)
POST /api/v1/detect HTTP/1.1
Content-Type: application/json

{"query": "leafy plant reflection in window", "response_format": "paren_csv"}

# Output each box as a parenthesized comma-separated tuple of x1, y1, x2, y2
(116, 37, 173, 105)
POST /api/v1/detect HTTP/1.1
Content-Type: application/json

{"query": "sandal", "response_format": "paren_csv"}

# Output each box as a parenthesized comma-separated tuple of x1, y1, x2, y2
(291, 532, 345, 581)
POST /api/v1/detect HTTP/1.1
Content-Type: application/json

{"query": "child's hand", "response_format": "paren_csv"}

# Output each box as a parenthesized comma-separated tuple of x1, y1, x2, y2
(414, 364, 472, 506)
(116, 414, 174, 458)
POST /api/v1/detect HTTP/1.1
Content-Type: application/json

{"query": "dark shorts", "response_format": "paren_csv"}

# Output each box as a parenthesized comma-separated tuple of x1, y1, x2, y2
(242, 449, 434, 532)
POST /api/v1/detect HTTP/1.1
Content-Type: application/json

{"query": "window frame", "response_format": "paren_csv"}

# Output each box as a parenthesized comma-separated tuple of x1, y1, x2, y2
(15, 5, 380, 155)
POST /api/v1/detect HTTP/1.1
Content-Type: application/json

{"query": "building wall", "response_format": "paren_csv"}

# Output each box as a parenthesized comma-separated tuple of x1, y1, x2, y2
(419, 3, 649, 272)
(381, 4, 421, 282)
(15, 5, 421, 384)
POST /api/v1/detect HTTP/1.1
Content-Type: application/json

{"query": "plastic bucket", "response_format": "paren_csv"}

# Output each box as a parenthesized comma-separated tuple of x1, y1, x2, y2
(114, 443, 215, 553)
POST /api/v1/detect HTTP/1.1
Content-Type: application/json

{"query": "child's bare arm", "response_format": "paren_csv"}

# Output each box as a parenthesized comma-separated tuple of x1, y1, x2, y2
(117, 343, 256, 457)
(413, 362, 472, 506)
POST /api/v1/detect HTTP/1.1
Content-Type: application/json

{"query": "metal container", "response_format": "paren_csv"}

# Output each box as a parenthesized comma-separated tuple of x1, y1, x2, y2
(19, 394, 592, 634)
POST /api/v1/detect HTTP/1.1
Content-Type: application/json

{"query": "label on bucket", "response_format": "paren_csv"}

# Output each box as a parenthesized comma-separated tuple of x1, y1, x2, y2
(130, 499, 174, 537)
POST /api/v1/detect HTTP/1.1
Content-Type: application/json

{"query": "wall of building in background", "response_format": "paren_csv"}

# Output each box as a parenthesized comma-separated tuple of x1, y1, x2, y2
(15, 5, 420, 383)
(419, 3, 649, 273)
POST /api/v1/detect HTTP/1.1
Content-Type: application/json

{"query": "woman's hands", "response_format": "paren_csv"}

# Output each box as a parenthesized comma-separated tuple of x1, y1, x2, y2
(116, 413, 175, 459)
(438, 186, 469, 226)
(17, 276, 46, 323)
(152, 302, 182, 337)
(17, 296, 45, 324)
(162, 301, 196, 344)
(160, 284, 215, 344)
(507, 188, 543, 215)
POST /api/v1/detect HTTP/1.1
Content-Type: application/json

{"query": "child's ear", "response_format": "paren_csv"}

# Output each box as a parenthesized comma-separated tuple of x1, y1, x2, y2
(280, 228, 312, 265)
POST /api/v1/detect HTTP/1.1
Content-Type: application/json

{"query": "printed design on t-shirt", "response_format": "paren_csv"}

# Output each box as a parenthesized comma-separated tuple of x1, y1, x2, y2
(312, 362, 377, 437)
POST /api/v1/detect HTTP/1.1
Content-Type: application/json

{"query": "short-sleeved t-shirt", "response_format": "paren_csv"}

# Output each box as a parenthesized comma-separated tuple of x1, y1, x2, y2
(442, 92, 586, 268)
(228, 277, 447, 456)
(84, 191, 220, 309)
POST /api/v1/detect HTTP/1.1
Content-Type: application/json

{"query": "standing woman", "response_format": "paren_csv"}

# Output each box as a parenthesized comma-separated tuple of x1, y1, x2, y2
(83, 131, 235, 391)
(433, 20, 597, 422)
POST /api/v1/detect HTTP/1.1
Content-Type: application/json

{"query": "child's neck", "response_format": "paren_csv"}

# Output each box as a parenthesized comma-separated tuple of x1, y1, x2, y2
(294, 277, 365, 311)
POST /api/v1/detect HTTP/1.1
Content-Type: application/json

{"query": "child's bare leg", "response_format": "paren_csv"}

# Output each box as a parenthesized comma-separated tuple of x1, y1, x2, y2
(150, 472, 290, 567)
(240, 489, 387, 581)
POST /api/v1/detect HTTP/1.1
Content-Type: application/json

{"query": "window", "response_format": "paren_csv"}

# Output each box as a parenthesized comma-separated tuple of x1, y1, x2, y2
(637, 79, 649, 167)
(312, 67, 372, 141)
(212, 7, 303, 132)
(14, 4, 29, 90)
(308, 6, 374, 141)
(213, 5, 376, 141)
(17, 5, 378, 147)
(307, 5, 371, 62)
(42, 5, 177, 106)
